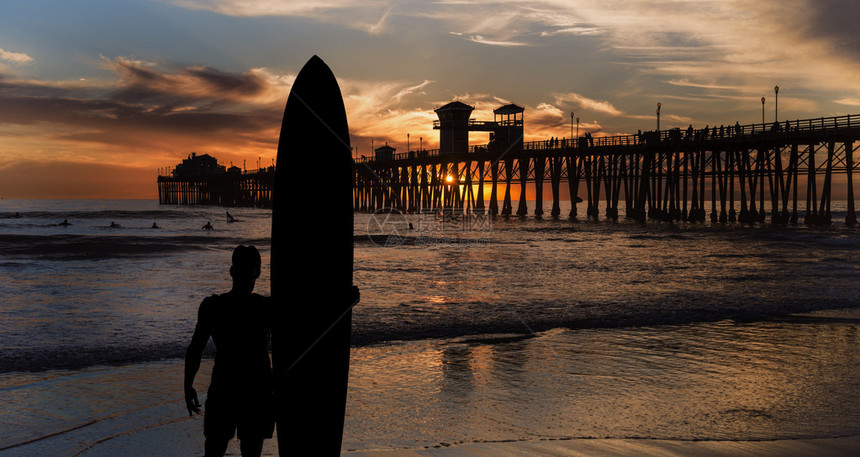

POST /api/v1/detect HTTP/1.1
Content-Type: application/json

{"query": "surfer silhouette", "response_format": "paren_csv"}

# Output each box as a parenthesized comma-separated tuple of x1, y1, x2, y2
(226, 211, 235, 223)
(58, 219, 71, 226)
(203, 221, 214, 230)
(184, 245, 274, 457)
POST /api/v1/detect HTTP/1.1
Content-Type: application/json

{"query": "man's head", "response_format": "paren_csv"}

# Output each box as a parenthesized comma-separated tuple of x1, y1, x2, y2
(230, 245, 261, 292)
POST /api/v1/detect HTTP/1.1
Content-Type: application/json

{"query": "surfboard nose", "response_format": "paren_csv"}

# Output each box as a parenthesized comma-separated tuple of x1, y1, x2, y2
(279, 55, 350, 156)
(292, 55, 338, 97)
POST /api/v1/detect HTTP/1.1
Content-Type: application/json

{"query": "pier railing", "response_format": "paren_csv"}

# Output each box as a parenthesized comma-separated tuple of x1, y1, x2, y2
(358, 114, 860, 164)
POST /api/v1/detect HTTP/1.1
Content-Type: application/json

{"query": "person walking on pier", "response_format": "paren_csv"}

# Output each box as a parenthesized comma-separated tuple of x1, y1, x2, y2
(184, 245, 274, 457)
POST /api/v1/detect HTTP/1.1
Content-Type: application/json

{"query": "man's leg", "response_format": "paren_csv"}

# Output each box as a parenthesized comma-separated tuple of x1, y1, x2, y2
(239, 438, 263, 457)
(203, 395, 236, 457)
(204, 436, 230, 457)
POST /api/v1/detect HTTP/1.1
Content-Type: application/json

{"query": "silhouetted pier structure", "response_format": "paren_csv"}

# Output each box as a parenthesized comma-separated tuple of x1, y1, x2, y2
(355, 106, 860, 226)
(157, 153, 274, 207)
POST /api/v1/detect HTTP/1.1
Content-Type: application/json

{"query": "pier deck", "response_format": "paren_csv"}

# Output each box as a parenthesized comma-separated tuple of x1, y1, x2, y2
(354, 114, 860, 225)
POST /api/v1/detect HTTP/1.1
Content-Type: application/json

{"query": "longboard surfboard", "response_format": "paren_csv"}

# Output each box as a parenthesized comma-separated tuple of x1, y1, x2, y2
(271, 55, 354, 456)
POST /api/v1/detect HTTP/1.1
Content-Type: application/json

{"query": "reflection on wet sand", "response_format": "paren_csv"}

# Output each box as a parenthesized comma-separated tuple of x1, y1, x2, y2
(345, 308, 860, 449)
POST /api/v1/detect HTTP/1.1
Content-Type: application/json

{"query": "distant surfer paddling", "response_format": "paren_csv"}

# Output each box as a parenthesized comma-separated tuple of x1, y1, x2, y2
(184, 245, 274, 457)
(203, 221, 214, 230)
(58, 219, 71, 226)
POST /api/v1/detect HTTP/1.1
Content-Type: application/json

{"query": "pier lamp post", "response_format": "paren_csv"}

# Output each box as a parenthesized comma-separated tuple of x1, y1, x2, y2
(656, 103, 661, 131)
(570, 112, 574, 139)
(407, 133, 410, 152)
(761, 97, 766, 125)
(774, 85, 779, 123)
(420, 137, 423, 152)
(576, 117, 580, 138)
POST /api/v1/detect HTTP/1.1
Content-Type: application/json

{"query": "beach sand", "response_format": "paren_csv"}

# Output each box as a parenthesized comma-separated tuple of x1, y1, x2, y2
(45, 420, 860, 457)
(4, 309, 860, 456)
(343, 436, 860, 457)
(6, 367, 857, 457)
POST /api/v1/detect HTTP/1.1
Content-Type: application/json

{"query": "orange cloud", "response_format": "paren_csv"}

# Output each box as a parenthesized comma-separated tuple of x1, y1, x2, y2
(554, 92, 623, 117)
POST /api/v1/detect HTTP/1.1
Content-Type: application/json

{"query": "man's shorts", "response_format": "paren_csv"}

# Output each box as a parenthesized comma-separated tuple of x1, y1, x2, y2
(204, 392, 275, 441)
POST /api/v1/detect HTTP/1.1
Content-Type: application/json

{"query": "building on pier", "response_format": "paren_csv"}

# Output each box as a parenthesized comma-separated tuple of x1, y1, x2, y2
(490, 103, 524, 156)
(433, 101, 525, 156)
(434, 101, 474, 154)
(172, 152, 226, 179)
(375, 144, 396, 161)
(157, 154, 274, 207)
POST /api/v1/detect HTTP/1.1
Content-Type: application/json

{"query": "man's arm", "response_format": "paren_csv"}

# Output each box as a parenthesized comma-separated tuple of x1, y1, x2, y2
(184, 298, 212, 416)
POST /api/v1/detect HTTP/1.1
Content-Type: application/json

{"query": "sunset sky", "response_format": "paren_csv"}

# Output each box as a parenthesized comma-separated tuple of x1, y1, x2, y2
(1, 0, 859, 198)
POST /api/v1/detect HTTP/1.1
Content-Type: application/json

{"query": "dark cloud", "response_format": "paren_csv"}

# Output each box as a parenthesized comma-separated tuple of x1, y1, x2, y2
(106, 57, 268, 105)
(803, 0, 860, 58)
(0, 61, 282, 151)
(185, 66, 266, 96)
(0, 92, 277, 138)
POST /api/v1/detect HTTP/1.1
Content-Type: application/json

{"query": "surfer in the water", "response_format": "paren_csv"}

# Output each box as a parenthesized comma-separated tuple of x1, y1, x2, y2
(202, 221, 214, 230)
(184, 245, 274, 457)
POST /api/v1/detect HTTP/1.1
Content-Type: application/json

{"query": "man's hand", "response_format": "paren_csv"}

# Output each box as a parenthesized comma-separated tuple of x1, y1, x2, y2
(185, 386, 201, 416)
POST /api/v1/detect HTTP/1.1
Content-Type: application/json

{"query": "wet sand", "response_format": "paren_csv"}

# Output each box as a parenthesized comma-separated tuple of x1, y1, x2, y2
(3, 309, 859, 456)
(343, 436, 860, 457)
(38, 421, 860, 457)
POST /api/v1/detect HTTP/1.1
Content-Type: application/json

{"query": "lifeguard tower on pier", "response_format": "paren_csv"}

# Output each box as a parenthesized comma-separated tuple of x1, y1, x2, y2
(490, 103, 524, 155)
(433, 101, 525, 155)
(434, 101, 474, 154)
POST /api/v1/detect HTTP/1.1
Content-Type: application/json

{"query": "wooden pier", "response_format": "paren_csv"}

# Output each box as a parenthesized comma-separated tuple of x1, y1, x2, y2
(354, 114, 860, 225)
(157, 167, 274, 208)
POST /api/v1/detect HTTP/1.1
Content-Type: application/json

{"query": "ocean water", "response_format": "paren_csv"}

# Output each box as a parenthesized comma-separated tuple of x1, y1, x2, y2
(0, 199, 859, 455)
